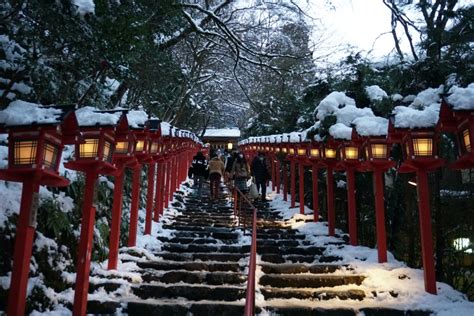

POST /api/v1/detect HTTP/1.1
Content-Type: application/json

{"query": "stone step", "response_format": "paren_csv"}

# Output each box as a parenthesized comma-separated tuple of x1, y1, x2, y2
(126, 301, 248, 315)
(175, 214, 234, 220)
(261, 254, 342, 264)
(141, 270, 246, 285)
(153, 252, 248, 262)
(132, 284, 246, 301)
(260, 263, 350, 274)
(136, 261, 243, 272)
(260, 287, 366, 301)
(257, 232, 306, 240)
(172, 231, 240, 240)
(157, 237, 221, 244)
(170, 221, 235, 228)
(162, 243, 250, 253)
(257, 245, 325, 255)
(260, 306, 357, 316)
(260, 274, 365, 288)
(162, 225, 237, 232)
(257, 239, 302, 247)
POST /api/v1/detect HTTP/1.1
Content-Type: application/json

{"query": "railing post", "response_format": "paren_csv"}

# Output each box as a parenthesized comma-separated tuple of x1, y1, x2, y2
(327, 166, 335, 236)
(283, 161, 288, 201)
(144, 163, 156, 235)
(346, 167, 357, 246)
(128, 164, 141, 247)
(290, 159, 296, 208)
(312, 164, 319, 222)
(298, 162, 305, 214)
(373, 168, 387, 263)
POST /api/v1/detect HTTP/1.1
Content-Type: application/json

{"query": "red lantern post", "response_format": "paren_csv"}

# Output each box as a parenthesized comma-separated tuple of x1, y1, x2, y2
(65, 108, 120, 316)
(107, 113, 137, 270)
(0, 104, 78, 316)
(296, 137, 309, 215)
(128, 122, 153, 246)
(321, 139, 339, 236)
(388, 119, 444, 295)
(308, 142, 322, 222)
(337, 138, 362, 246)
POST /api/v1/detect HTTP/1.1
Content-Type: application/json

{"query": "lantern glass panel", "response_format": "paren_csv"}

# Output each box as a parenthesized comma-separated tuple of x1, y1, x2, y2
(136, 140, 145, 152)
(462, 128, 471, 152)
(325, 148, 336, 159)
(150, 142, 159, 154)
(282, 147, 287, 153)
(103, 141, 113, 161)
(43, 143, 58, 169)
(289, 148, 295, 155)
(297, 148, 306, 156)
(276, 147, 281, 153)
(345, 146, 358, 160)
(227, 142, 233, 150)
(365, 147, 369, 160)
(80, 138, 99, 158)
(371, 144, 387, 159)
(413, 138, 433, 157)
(115, 141, 129, 154)
(310, 148, 319, 158)
(14, 140, 38, 165)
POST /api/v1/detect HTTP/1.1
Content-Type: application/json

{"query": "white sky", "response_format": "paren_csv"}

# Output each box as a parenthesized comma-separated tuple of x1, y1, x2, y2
(309, 0, 413, 62)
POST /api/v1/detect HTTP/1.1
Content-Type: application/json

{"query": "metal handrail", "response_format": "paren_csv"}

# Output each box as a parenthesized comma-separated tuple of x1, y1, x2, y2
(233, 187, 258, 316)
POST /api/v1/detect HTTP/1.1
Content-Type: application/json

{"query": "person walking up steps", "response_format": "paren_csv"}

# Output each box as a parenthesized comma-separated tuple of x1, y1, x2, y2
(231, 153, 250, 194)
(188, 151, 208, 197)
(208, 154, 225, 200)
(251, 152, 271, 201)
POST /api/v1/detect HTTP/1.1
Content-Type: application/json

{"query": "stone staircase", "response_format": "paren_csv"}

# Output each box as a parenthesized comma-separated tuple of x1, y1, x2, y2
(85, 184, 250, 315)
(82, 183, 431, 315)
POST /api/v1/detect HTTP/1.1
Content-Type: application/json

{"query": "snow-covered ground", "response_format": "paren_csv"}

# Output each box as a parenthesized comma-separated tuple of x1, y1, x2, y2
(265, 190, 474, 316)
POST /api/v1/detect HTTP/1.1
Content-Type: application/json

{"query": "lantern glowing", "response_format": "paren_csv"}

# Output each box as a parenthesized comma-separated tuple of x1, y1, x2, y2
(324, 148, 336, 159)
(227, 142, 233, 150)
(344, 146, 359, 160)
(310, 148, 320, 159)
(297, 147, 307, 156)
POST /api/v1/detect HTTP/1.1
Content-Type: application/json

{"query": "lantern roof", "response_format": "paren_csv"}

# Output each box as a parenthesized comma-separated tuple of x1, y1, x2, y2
(352, 116, 389, 137)
(0, 100, 76, 128)
(329, 123, 352, 140)
(75, 106, 123, 127)
(126, 109, 149, 129)
(445, 83, 474, 111)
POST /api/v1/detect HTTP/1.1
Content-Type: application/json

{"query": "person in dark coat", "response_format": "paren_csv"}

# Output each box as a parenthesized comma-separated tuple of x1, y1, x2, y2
(251, 152, 271, 201)
(188, 151, 208, 197)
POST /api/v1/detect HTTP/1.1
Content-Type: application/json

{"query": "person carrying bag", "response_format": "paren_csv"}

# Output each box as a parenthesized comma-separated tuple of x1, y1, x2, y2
(231, 153, 251, 194)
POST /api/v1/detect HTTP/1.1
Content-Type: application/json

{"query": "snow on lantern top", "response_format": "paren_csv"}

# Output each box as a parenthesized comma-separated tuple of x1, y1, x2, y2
(0, 100, 64, 126)
(392, 86, 443, 129)
(446, 83, 474, 110)
(353, 116, 389, 137)
(126, 110, 149, 129)
(75, 106, 122, 127)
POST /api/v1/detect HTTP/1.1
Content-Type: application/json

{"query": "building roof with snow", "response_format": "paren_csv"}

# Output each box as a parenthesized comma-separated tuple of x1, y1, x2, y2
(202, 128, 240, 139)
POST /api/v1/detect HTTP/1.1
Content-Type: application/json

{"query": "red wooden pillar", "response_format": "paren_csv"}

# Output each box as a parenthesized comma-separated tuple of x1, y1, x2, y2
(153, 163, 163, 222)
(171, 156, 177, 194)
(283, 161, 288, 201)
(144, 163, 156, 235)
(416, 168, 437, 294)
(165, 160, 172, 207)
(298, 162, 305, 214)
(271, 155, 276, 192)
(373, 168, 388, 263)
(73, 171, 98, 316)
(312, 164, 319, 222)
(327, 166, 335, 236)
(7, 179, 40, 316)
(276, 159, 281, 194)
(290, 159, 296, 208)
(128, 165, 141, 247)
(159, 162, 166, 216)
(346, 167, 357, 246)
(108, 165, 125, 270)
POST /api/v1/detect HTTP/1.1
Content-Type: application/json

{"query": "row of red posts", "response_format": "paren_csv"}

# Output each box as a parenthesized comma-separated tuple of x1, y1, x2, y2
(240, 99, 473, 296)
(0, 106, 199, 316)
